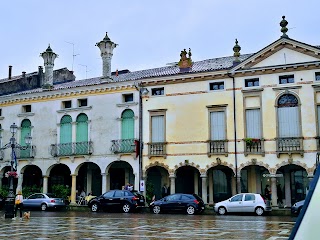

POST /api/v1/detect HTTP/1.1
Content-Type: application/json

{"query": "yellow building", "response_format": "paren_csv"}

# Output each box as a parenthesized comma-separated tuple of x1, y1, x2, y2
(141, 16, 320, 207)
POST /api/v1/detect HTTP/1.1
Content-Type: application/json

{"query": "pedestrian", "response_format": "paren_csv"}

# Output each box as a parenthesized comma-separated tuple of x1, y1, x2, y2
(162, 184, 168, 198)
(264, 184, 271, 200)
(128, 184, 133, 191)
(277, 184, 283, 207)
(13, 190, 24, 220)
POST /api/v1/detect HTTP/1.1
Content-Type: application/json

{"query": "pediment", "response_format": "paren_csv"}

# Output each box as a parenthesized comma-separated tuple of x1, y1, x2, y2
(233, 38, 320, 70)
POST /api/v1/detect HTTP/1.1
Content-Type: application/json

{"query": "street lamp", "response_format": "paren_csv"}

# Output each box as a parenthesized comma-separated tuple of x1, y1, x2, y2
(0, 123, 32, 218)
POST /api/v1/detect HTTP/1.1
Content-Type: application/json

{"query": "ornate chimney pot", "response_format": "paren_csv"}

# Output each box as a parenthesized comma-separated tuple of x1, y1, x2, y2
(40, 44, 58, 88)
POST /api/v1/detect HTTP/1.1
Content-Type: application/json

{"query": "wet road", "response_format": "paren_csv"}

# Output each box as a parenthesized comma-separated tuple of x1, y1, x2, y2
(0, 211, 296, 239)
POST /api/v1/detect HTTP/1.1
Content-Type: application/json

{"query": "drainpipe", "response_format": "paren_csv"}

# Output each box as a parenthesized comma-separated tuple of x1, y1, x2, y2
(228, 72, 238, 194)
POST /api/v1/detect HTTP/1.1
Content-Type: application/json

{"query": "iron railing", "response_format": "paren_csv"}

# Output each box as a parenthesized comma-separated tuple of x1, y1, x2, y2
(276, 137, 304, 157)
(148, 142, 166, 157)
(15, 145, 36, 158)
(244, 138, 265, 156)
(208, 140, 228, 156)
(50, 141, 93, 157)
(110, 139, 136, 154)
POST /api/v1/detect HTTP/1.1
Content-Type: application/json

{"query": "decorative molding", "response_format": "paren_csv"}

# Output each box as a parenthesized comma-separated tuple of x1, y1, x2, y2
(116, 102, 138, 107)
(57, 106, 92, 113)
(17, 112, 35, 117)
(272, 85, 302, 91)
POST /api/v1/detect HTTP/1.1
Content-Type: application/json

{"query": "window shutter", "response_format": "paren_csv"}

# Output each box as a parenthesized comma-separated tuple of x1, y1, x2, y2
(246, 109, 261, 138)
(60, 115, 72, 143)
(20, 120, 31, 146)
(76, 114, 88, 142)
(151, 115, 165, 142)
(121, 110, 134, 139)
(278, 107, 300, 137)
(210, 111, 225, 140)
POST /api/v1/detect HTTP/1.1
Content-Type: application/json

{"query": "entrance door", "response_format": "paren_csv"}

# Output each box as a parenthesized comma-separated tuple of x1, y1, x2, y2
(110, 168, 125, 190)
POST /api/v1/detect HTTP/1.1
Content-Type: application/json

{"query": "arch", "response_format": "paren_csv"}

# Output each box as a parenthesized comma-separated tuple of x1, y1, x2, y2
(144, 161, 170, 175)
(205, 159, 235, 175)
(173, 161, 201, 175)
(275, 160, 307, 172)
(275, 91, 301, 107)
(22, 165, 43, 190)
(48, 163, 72, 193)
(146, 166, 170, 200)
(175, 165, 200, 194)
(75, 162, 102, 196)
(239, 160, 271, 174)
(106, 160, 135, 190)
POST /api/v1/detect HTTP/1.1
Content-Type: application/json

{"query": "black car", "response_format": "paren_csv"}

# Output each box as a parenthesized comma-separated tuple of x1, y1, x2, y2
(149, 193, 205, 215)
(0, 194, 5, 209)
(88, 190, 145, 213)
(291, 200, 305, 214)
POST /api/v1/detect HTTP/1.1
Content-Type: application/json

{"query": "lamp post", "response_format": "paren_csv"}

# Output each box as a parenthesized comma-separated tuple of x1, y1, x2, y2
(0, 123, 32, 218)
(134, 82, 149, 191)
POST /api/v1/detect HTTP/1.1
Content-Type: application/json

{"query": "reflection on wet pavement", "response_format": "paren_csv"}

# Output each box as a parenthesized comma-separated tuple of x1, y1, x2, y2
(0, 212, 295, 239)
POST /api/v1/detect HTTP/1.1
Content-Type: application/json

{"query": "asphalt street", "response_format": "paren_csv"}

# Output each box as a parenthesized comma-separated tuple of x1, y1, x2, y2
(0, 210, 296, 239)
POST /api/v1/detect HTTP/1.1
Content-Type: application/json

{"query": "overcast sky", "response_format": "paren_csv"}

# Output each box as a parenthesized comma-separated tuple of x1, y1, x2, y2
(0, 0, 319, 81)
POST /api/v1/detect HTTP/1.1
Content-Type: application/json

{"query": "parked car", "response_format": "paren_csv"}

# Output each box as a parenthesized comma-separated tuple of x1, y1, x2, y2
(23, 193, 66, 211)
(214, 193, 271, 216)
(291, 200, 305, 215)
(149, 193, 205, 215)
(88, 190, 145, 213)
(0, 194, 5, 209)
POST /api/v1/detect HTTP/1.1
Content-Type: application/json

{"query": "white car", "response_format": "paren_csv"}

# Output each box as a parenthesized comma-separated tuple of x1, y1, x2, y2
(214, 193, 272, 216)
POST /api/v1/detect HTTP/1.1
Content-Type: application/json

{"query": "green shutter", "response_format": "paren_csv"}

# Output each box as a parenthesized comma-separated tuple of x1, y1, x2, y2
(60, 115, 72, 155)
(121, 110, 134, 139)
(20, 120, 31, 158)
(75, 114, 89, 154)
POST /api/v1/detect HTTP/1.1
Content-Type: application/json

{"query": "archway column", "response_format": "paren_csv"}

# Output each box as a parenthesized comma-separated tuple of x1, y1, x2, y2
(194, 172, 199, 195)
(17, 172, 23, 193)
(101, 173, 107, 194)
(42, 175, 49, 194)
(271, 177, 278, 207)
(70, 174, 77, 204)
(231, 175, 236, 195)
(134, 172, 139, 191)
(201, 174, 207, 204)
(169, 175, 175, 194)
(208, 170, 213, 204)
(237, 175, 241, 194)
(86, 168, 92, 194)
(284, 170, 291, 207)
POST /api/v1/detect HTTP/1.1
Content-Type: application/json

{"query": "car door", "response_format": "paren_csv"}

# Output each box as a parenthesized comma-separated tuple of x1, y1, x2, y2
(179, 195, 192, 212)
(226, 194, 244, 212)
(24, 193, 43, 208)
(242, 194, 256, 212)
(100, 191, 115, 209)
(113, 190, 125, 208)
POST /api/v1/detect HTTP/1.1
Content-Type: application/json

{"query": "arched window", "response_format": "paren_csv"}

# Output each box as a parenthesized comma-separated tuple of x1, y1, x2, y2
(20, 119, 31, 158)
(76, 113, 88, 142)
(60, 115, 72, 155)
(277, 94, 300, 137)
(121, 110, 134, 140)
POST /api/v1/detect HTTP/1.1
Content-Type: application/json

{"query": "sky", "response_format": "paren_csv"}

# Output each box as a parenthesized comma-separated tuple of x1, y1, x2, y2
(0, 0, 319, 81)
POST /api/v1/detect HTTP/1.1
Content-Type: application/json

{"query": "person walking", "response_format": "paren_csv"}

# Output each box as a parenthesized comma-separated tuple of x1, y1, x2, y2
(264, 184, 271, 200)
(13, 190, 24, 220)
(162, 184, 168, 198)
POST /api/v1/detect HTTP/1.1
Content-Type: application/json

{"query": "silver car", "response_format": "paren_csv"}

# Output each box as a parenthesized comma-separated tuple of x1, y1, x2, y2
(214, 193, 272, 216)
(23, 193, 65, 211)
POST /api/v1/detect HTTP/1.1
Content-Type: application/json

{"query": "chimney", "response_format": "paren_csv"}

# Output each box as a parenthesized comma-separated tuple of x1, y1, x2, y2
(96, 32, 118, 81)
(40, 44, 58, 87)
(22, 71, 26, 78)
(8, 65, 12, 79)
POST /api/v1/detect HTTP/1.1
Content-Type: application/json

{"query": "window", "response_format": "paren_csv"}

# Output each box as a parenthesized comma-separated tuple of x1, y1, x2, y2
(151, 87, 164, 96)
(60, 115, 72, 155)
(210, 82, 224, 90)
(230, 194, 243, 202)
(316, 72, 320, 81)
(76, 114, 89, 154)
(149, 110, 166, 156)
(78, 99, 87, 107)
(245, 78, 259, 87)
(103, 191, 115, 198)
(279, 75, 294, 84)
(123, 93, 133, 102)
(151, 115, 165, 143)
(245, 109, 261, 139)
(23, 105, 32, 113)
(20, 119, 32, 158)
(114, 191, 124, 197)
(0, 109, 2, 116)
(244, 194, 255, 201)
(210, 111, 226, 140)
(63, 100, 72, 109)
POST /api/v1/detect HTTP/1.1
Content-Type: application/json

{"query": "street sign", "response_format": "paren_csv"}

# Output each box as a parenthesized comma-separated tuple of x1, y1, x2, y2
(140, 180, 145, 192)
(263, 173, 283, 178)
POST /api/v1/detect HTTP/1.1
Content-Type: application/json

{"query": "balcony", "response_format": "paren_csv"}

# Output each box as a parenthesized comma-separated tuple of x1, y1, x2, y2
(50, 141, 93, 157)
(208, 140, 228, 157)
(244, 138, 265, 156)
(110, 139, 136, 154)
(276, 137, 304, 158)
(148, 142, 166, 158)
(15, 145, 36, 158)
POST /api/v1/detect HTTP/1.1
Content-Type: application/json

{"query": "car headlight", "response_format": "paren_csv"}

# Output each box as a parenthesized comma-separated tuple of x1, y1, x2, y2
(293, 203, 297, 207)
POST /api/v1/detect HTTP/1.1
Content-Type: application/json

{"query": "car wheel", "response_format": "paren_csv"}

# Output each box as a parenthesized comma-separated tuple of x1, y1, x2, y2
(255, 207, 264, 216)
(122, 203, 131, 213)
(153, 205, 161, 214)
(91, 203, 99, 212)
(186, 206, 196, 215)
(218, 207, 226, 215)
(41, 203, 47, 211)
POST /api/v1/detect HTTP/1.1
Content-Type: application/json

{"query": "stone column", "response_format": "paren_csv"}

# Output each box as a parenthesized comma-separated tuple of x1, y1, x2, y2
(201, 175, 208, 204)
(170, 175, 175, 194)
(194, 173, 199, 195)
(208, 171, 214, 204)
(106, 173, 110, 191)
(231, 175, 236, 195)
(101, 173, 107, 194)
(71, 122, 77, 143)
(86, 168, 92, 194)
(271, 177, 277, 207)
(284, 170, 291, 207)
(237, 175, 241, 194)
(134, 172, 139, 192)
(17, 172, 23, 193)
(70, 174, 77, 204)
(42, 175, 49, 194)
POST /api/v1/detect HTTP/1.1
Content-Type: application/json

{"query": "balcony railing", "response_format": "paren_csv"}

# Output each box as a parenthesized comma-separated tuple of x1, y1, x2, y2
(50, 141, 93, 157)
(276, 137, 304, 158)
(208, 140, 228, 156)
(148, 142, 166, 158)
(110, 139, 136, 154)
(244, 138, 265, 156)
(15, 146, 36, 159)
